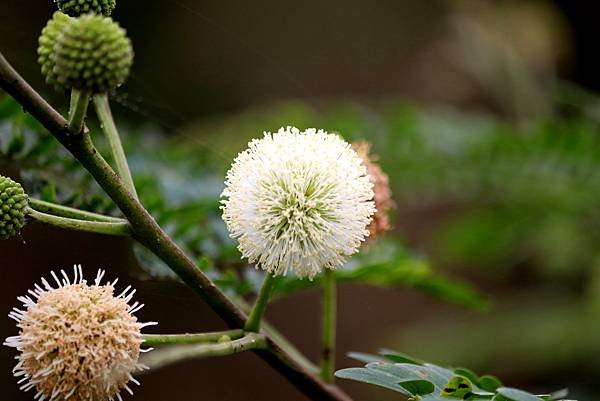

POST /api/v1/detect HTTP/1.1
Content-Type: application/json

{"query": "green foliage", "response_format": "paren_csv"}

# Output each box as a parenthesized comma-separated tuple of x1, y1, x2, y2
(0, 95, 483, 306)
(337, 349, 570, 401)
(273, 238, 488, 309)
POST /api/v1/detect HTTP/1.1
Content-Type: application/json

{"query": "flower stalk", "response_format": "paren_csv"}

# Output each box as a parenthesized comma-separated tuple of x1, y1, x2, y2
(93, 93, 138, 198)
(29, 198, 124, 223)
(68, 88, 90, 134)
(321, 268, 337, 383)
(245, 273, 277, 332)
(27, 207, 131, 236)
(140, 333, 268, 372)
(143, 329, 245, 346)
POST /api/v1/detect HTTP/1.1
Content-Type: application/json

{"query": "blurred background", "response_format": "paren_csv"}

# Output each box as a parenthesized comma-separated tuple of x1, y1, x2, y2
(2, 0, 600, 400)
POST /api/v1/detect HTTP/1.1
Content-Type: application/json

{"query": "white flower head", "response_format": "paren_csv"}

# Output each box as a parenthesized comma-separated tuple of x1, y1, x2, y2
(221, 126, 376, 279)
(4, 265, 157, 401)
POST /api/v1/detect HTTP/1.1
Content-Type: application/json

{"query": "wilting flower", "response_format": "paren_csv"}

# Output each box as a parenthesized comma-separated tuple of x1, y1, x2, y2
(352, 141, 395, 238)
(221, 127, 375, 279)
(4, 265, 156, 401)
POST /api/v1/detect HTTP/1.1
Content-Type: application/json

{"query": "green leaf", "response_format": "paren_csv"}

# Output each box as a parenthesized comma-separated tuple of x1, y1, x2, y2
(441, 376, 473, 399)
(494, 388, 545, 401)
(347, 352, 387, 364)
(400, 379, 436, 396)
(379, 349, 424, 365)
(478, 375, 503, 392)
(334, 367, 412, 396)
(453, 368, 480, 387)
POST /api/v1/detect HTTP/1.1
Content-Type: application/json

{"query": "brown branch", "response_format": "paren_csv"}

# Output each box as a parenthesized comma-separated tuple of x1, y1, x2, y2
(0, 51, 353, 401)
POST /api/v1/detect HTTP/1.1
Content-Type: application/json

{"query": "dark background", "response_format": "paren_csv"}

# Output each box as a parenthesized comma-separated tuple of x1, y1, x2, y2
(1, 1, 599, 400)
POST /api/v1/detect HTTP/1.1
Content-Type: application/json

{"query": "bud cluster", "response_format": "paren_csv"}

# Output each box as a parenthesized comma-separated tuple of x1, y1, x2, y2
(0, 175, 27, 240)
(55, 0, 116, 17)
(39, 0, 132, 93)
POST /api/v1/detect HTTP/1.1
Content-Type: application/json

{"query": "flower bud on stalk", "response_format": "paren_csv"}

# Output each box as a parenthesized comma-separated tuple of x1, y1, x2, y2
(0, 175, 27, 240)
(55, 0, 116, 17)
(38, 12, 73, 92)
(52, 14, 133, 94)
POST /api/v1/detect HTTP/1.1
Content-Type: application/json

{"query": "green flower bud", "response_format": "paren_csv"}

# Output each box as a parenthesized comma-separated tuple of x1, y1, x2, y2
(0, 176, 28, 240)
(55, 0, 116, 17)
(53, 14, 133, 93)
(38, 12, 73, 92)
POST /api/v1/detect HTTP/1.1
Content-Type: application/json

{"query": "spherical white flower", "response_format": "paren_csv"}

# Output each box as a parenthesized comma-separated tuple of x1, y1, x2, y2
(4, 265, 157, 401)
(221, 127, 376, 279)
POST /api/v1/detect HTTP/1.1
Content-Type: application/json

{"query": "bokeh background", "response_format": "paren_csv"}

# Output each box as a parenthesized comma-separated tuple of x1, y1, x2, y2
(2, 0, 600, 400)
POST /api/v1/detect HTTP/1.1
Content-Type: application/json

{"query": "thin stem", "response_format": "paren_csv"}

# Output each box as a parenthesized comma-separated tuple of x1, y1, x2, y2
(68, 88, 90, 134)
(27, 207, 130, 236)
(0, 50, 354, 401)
(29, 198, 124, 223)
(234, 296, 318, 374)
(143, 329, 244, 346)
(140, 333, 267, 372)
(321, 269, 337, 383)
(93, 94, 138, 199)
(245, 273, 277, 332)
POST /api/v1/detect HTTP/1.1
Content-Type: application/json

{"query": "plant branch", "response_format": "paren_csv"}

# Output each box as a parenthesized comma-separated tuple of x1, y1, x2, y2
(68, 88, 90, 134)
(0, 51, 353, 401)
(29, 198, 124, 223)
(93, 93, 138, 198)
(321, 269, 337, 383)
(234, 296, 319, 374)
(27, 207, 131, 236)
(245, 273, 277, 332)
(143, 329, 244, 346)
(139, 333, 267, 372)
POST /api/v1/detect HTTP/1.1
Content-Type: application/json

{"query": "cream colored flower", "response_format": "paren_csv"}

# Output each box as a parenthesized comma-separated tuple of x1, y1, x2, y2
(221, 127, 375, 279)
(4, 265, 156, 401)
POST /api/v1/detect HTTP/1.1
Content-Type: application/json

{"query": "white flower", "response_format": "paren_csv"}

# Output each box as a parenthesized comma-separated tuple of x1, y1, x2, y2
(4, 265, 157, 401)
(221, 127, 375, 279)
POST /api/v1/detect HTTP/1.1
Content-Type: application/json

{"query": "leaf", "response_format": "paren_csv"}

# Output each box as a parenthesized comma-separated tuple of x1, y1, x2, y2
(337, 350, 557, 401)
(347, 352, 387, 364)
(441, 376, 473, 399)
(453, 368, 480, 386)
(493, 388, 545, 401)
(478, 375, 503, 392)
(334, 367, 412, 396)
(400, 380, 436, 396)
(379, 349, 424, 365)
(547, 389, 569, 401)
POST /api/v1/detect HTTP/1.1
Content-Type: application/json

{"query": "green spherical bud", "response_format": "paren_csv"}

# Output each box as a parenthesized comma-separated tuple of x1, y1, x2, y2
(0, 176, 28, 240)
(38, 12, 73, 92)
(55, 0, 116, 17)
(53, 14, 133, 93)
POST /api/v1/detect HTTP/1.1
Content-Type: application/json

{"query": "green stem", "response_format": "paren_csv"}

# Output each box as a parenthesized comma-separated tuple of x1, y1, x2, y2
(234, 296, 319, 374)
(0, 51, 354, 401)
(29, 198, 124, 223)
(68, 88, 90, 134)
(140, 333, 267, 372)
(27, 207, 130, 236)
(321, 269, 337, 383)
(245, 273, 277, 332)
(93, 94, 138, 199)
(143, 329, 244, 346)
